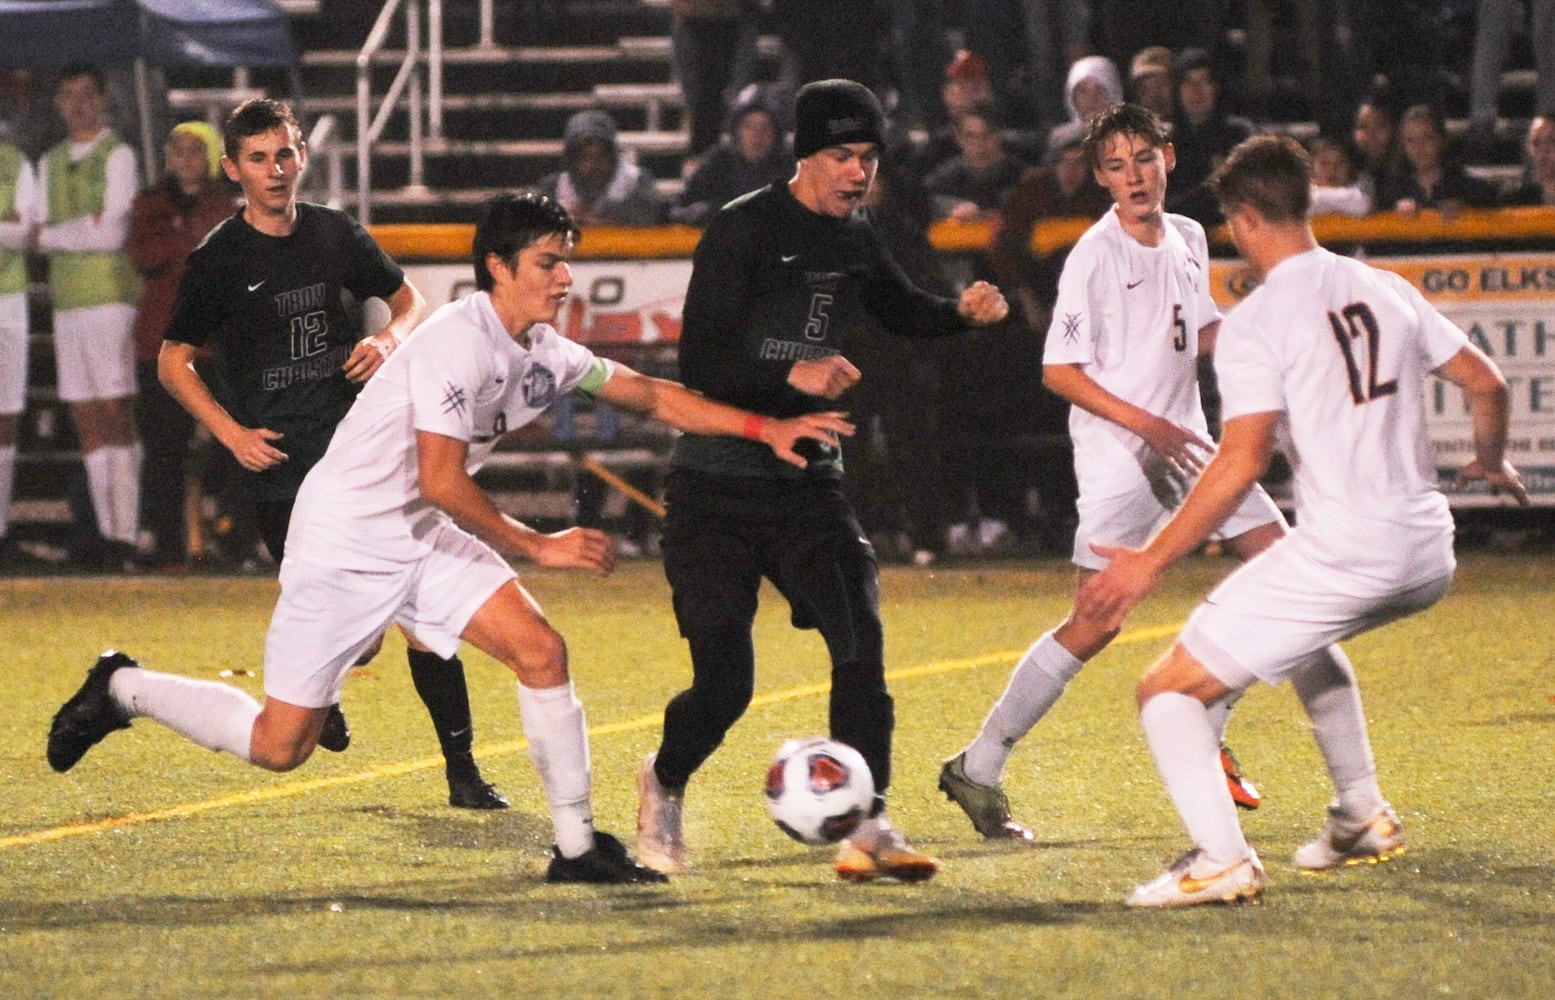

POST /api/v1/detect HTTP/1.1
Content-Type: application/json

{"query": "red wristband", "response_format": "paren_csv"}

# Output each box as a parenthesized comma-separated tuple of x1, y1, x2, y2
(742, 414, 769, 441)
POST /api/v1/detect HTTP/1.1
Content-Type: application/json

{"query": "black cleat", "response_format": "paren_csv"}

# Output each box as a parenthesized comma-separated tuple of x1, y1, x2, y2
(448, 773, 510, 810)
(47, 650, 138, 772)
(545, 830, 669, 884)
(318, 703, 351, 753)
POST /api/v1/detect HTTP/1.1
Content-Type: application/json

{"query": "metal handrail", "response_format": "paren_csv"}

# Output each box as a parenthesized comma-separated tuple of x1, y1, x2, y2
(355, 0, 426, 224)
(305, 113, 344, 210)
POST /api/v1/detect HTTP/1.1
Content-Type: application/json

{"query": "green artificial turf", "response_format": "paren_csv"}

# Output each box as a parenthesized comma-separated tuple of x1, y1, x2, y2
(2, 553, 1551, 997)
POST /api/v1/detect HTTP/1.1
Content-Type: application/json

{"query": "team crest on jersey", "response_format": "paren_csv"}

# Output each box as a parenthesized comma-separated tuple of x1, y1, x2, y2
(521, 364, 558, 408)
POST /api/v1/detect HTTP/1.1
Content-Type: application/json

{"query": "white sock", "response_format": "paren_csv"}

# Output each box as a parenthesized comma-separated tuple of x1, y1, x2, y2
(0, 444, 14, 536)
(1140, 692, 1248, 865)
(517, 680, 594, 859)
(106, 442, 143, 545)
(1291, 645, 1383, 819)
(108, 667, 258, 760)
(962, 630, 1083, 785)
(1205, 689, 1241, 745)
(83, 448, 116, 539)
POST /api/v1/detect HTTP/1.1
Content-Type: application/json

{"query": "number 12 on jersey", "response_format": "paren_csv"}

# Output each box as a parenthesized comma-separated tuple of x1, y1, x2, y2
(1329, 302, 1398, 405)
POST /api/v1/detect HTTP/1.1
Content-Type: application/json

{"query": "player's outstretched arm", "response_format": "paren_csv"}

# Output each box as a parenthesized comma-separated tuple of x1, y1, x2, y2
(1078, 411, 1278, 628)
(1437, 343, 1531, 506)
(344, 280, 428, 383)
(1044, 363, 1213, 476)
(596, 364, 856, 468)
(158, 340, 288, 472)
(957, 280, 1010, 325)
(417, 430, 615, 574)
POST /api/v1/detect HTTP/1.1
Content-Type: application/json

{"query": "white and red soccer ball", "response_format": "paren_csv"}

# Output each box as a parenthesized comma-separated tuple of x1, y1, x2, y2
(764, 737, 875, 844)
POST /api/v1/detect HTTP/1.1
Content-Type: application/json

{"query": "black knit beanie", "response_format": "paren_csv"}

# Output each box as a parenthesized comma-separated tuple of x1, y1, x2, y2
(792, 79, 885, 158)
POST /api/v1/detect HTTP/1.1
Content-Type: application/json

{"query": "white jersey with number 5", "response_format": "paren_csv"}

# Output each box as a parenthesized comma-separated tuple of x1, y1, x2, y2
(1214, 247, 1467, 572)
(1044, 209, 1220, 501)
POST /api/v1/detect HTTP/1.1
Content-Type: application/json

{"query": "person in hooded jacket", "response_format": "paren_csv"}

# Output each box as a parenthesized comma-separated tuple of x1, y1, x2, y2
(670, 86, 794, 227)
(536, 110, 666, 227)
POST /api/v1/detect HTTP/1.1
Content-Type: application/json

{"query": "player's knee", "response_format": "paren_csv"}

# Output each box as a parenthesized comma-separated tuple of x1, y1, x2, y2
(249, 735, 314, 772)
(505, 625, 569, 688)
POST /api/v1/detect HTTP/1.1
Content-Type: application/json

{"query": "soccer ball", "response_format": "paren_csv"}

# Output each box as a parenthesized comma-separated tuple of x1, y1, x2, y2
(763, 737, 874, 845)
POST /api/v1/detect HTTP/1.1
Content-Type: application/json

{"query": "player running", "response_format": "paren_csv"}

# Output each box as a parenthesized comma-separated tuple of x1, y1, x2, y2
(1081, 134, 1527, 907)
(47, 191, 853, 884)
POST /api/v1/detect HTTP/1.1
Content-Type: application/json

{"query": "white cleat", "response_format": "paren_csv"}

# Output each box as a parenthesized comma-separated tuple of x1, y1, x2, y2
(1126, 848, 1266, 909)
(635, 752, 688, 875)
(1294, 802, 1407, 873)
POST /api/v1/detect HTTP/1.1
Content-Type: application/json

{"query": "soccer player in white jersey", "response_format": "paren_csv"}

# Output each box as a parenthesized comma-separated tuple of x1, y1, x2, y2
(46, 191, 855, 884)
(940, 103, 1289, 840)
(1080, 134, 1527, 908)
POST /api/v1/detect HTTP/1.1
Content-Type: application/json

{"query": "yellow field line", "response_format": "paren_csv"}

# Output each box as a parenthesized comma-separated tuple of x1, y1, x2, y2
(1, 623, 1181, 852)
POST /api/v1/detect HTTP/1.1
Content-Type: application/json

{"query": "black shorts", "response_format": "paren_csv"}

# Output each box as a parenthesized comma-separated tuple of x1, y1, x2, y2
(661, 469, 879, 652)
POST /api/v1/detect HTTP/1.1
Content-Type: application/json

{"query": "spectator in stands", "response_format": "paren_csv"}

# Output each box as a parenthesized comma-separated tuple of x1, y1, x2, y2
(1468, 0, 1554, 150)
(913, 49, 1000, 176)
(536, 110, 665, 227)
(670, 85, 793, 227)
(1306, 133, 1372, 217)
(0, 69, 64, 162)
(1504, 112, 1555, 206)
(1378, 102, 1500, 218)
(1164, 46, 1255, 226)
(924, 102, 1029, 222)
(1062, 54, 1123, 130)
(772, 0, 883, 92)
(670, 0, 761, 161)
(885, 0, 951, 132)
(843, 148, 954, 565)
(1127, 45, 1175, 121)
(989, 120, 1111, 330)
(29, 65, 143, 570)
(1351, 92, 1404, 208)
(126, 121, 239, 571)
(0, 137, 36, 569)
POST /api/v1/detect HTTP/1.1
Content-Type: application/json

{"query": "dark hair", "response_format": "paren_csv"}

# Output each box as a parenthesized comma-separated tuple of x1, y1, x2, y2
(223, 98, 301, 160)
(472, 191, 579, 292)
(1211, 134, 1312, 222)
(1084, 102, 1170, 168)
(57, 64, 106, 94)
(954, 100, 1005, 131)
(1399, 102, 1448, 142)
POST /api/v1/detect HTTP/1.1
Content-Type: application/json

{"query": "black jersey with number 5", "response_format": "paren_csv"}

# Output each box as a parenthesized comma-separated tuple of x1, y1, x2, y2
(673, 182, 967, 481)
(163, 202, 405, 500)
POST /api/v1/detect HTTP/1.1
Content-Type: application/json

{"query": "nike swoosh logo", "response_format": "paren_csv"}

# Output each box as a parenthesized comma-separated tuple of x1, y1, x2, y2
(781, 254, 799, 263)
(1126, 278, 1144, 289)
(248, 281, 266, 292)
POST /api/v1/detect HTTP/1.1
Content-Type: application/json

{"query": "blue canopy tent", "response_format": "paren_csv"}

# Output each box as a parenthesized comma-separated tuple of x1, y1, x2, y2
(0, 0, 295, 68)
(0, 0, 296, 168)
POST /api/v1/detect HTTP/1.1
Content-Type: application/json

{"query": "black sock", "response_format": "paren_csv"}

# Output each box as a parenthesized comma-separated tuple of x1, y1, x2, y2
(406, 649, 477, 777)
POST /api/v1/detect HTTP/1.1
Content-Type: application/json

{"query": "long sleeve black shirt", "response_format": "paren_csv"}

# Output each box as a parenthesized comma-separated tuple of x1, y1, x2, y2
(672, 181, 967, 480)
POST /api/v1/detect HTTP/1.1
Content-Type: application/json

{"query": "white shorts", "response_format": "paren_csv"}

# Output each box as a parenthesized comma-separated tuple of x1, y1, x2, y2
(52, 302, 136, 402)
(0, 293, 25, 415)
(262, 519, 517, 708)
(1072, 480, 1283, 570)
(1181, 529, 1454, 687)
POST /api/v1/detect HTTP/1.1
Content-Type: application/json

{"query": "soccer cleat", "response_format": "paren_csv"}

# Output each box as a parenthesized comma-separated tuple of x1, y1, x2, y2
(635, 752, 687, 874)
(1126, 848, 1266, 908)
(937, 752, 1035, 842)
(448, 772, 510, 810)
(1220, 743, 1261, 810)
(317, 703, 351, 753)
(1293, 802, 1406, 872)
(545, 830, 669, 884)
(47, 650, 138, 772)
(834, 815, 938, 883)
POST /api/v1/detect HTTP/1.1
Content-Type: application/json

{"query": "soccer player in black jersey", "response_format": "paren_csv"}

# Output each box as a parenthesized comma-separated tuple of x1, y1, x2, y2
(156, 99, 507, 810)
(635, 79, 1009, 881)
